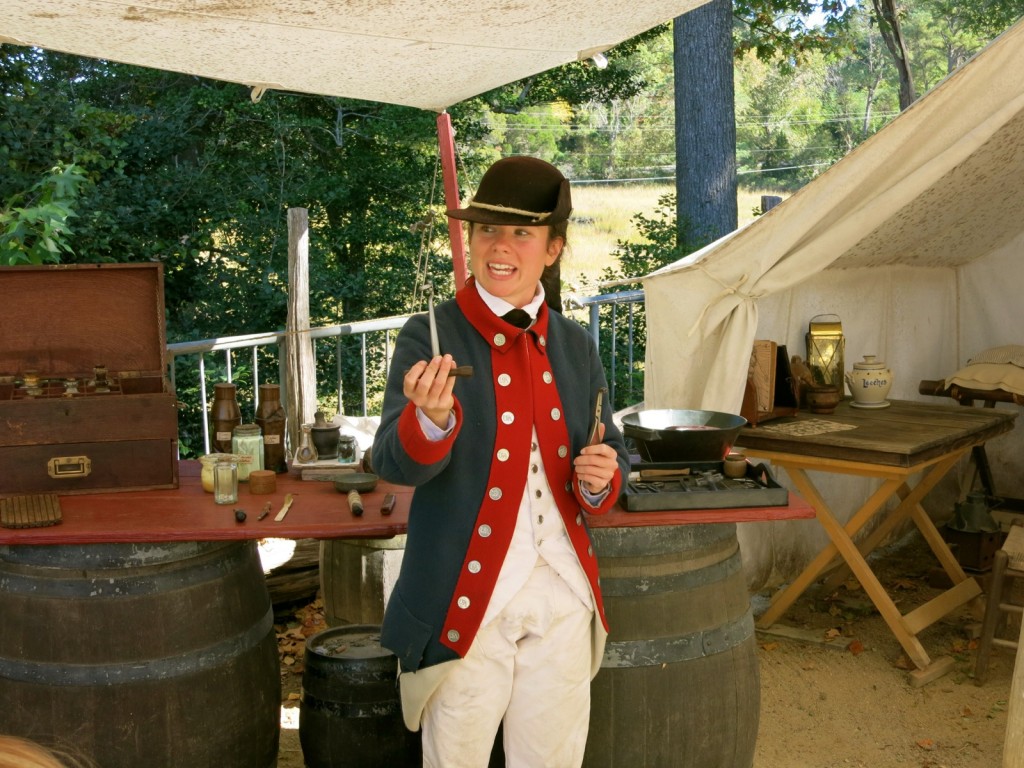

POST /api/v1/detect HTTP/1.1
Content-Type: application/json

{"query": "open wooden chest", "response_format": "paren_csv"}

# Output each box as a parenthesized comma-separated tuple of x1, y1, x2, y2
(0, 263, 179, 495)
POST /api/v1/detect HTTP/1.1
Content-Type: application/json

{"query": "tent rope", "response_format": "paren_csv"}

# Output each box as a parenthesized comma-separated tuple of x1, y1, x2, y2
(687, 266, 765, 337)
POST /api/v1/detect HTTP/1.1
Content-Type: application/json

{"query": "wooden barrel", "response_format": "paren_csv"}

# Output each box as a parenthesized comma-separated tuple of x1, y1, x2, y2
(300, 624, 421, 767)
(585, 523, 760, 768)
(0, 541, 280, 768)
(319, 536, 406, 627)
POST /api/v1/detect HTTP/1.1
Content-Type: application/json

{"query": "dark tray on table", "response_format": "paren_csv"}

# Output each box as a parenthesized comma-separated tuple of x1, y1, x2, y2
(620, 460, 788, 512)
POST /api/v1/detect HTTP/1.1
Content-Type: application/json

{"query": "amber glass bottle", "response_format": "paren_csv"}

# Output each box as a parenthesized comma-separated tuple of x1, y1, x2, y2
(211, 382, 242, 453)
(255, 383, 288, 473)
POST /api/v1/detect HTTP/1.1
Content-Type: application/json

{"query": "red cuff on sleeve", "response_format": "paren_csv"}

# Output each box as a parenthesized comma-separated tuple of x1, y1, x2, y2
(397, 398, 463, 465)
(572, 464, 623, 516)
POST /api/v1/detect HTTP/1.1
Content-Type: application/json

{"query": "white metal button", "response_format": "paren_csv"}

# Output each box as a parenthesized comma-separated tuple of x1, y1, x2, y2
(494, 333, 507, 346)
(588, 546, 594, 557)
(468, 560, 481, 573)
(576, 513, 583, 525)
(543, 371, 553, 384)
(539, 335, 546, 347)
(478, 524, 493, 537)
(501, 411, 515, 425)
(558, 445, 568, 458)
(550, 408, 560, 421)
(457, 596, 470, 609)
(488, 487, 502, 501)
(498, 373, 511, 386)
(447, 629, 461, 642)
(497, 448, 510, 462)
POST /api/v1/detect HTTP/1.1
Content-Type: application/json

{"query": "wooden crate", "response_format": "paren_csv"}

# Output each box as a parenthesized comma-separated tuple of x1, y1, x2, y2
(0, 263, 179, 495)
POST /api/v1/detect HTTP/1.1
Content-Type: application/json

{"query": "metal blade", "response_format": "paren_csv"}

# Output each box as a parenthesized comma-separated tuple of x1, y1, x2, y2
(426, 284, 440, 358)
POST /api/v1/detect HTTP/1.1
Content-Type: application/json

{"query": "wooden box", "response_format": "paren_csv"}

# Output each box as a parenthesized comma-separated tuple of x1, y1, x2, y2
(740, 340, 799, 427)
(0, 264, 179, 495)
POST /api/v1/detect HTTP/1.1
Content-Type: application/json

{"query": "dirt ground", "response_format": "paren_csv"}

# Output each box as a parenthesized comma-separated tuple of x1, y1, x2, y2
(273, 531, 1017, 767)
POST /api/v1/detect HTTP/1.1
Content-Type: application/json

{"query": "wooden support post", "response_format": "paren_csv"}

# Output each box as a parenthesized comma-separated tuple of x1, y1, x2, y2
(437, 111, 468, 290)
(1004, 615, 1024, 767)
(285, 207, 318, 457)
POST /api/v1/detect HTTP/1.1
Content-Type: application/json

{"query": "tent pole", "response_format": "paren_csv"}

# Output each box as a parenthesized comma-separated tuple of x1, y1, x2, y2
(437, 111, 468, 289)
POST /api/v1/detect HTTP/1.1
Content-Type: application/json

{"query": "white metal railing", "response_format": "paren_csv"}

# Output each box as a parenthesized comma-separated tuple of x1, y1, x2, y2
(167, 291, 645, 457)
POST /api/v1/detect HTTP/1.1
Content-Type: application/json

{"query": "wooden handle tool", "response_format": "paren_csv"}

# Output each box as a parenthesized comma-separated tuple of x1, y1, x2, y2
(348, 489, 364, 516)
(426, 283, 473, 378)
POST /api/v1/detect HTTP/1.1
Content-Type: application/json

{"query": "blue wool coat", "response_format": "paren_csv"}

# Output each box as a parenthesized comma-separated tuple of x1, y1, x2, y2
(372, 282, 629, 673)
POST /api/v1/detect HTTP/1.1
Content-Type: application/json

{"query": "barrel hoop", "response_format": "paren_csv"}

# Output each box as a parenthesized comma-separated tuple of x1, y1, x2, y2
(602, 609, 754, 668)
(599, 545, 741, 597)
(301, 691, 402, 719)
(0, 606, 274, 686)
(0, 543, 252, 599)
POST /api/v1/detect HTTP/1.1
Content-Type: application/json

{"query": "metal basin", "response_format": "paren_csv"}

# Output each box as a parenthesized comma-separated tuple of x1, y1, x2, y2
(621, 408, 747, 462)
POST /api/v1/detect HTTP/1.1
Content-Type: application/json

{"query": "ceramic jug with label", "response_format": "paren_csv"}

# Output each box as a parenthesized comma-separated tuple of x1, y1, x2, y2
(845, 355, 893, 408)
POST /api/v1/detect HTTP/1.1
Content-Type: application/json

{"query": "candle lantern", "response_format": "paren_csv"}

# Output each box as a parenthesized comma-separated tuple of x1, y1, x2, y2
(805, 314, 845, 391)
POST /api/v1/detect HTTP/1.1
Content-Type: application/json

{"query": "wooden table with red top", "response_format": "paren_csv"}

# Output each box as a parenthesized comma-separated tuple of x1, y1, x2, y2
(0, 459, 813, 545)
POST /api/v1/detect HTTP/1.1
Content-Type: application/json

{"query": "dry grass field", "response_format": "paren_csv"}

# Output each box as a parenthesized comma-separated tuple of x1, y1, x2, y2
(563, 183, 787, 293)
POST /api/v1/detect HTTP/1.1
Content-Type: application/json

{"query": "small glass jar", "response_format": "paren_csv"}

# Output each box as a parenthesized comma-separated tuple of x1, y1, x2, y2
(213, 459, 238, 504)
(338, 434, 357, 463)
(231, 424, 264, 482)
(199, 453, 240, 493)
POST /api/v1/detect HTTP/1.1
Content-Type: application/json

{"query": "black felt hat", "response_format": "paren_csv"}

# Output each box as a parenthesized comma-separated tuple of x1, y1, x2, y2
(447, 156, 572, 226)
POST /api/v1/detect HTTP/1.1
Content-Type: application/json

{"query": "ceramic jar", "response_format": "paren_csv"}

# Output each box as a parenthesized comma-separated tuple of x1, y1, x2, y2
(845, 355, 893, 407)
(255, 383, 288, 473)
(211, 382, 242, 452)
(310, 410, 341, 460)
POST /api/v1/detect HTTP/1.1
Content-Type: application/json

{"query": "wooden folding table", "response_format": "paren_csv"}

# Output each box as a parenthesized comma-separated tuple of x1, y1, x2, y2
(737, 400, 1017, 683)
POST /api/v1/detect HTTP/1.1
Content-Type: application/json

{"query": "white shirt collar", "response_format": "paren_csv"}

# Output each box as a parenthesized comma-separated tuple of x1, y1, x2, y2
(474, 281, 546, 321)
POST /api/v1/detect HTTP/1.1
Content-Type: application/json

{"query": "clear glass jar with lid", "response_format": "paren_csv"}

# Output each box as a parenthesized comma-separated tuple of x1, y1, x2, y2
(199, 453, 241, 493)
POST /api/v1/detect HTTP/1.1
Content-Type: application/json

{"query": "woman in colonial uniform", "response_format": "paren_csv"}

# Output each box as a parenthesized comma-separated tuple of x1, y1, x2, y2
(372, 156, 629, 768)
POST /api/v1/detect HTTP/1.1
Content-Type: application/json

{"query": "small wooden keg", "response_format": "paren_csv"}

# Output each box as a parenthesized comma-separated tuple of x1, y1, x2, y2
(248, 470, 277, 495)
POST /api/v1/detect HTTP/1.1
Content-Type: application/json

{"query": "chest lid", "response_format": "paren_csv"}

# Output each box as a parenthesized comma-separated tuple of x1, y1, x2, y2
(0, 263, 168, 378)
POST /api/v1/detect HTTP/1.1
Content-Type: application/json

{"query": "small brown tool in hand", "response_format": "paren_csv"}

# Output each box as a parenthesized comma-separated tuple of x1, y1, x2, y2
(426, 283, 473, 377)
(587, 387, 607, 446)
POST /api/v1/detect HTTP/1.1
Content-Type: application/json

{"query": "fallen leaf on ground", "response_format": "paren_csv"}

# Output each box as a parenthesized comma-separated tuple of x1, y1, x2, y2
(847, 639, 865, 655)
(760, 641, 781, 651)
(915, 738, 936, 750)
(824, 627, 842, 641)
(894, 654, 914, 670)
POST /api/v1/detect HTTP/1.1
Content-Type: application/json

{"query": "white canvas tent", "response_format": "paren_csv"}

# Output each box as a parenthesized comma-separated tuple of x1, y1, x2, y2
(642, 17, 1024, 586)
(3, 0, 708, 112)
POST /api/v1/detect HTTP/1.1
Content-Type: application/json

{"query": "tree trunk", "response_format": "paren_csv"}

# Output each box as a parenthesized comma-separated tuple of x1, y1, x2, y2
(673, 0, 737, 252)
(872, 0, 917, 110)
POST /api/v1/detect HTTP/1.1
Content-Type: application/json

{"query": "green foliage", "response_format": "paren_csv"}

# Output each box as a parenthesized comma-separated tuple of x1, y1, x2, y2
(0, 163, 88, 264)
(594, 194, 687, 409)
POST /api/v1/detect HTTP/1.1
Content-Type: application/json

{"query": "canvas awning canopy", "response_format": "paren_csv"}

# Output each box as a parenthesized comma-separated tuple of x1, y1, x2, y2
(3, 0, 708, 112)
(641, 16, 1024, 413)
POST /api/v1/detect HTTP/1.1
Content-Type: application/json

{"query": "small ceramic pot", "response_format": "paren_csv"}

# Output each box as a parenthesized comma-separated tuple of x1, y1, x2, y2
(845, 355, 893, 406)
(723, 451, 747, 478)
(804, 385, 841, 414)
